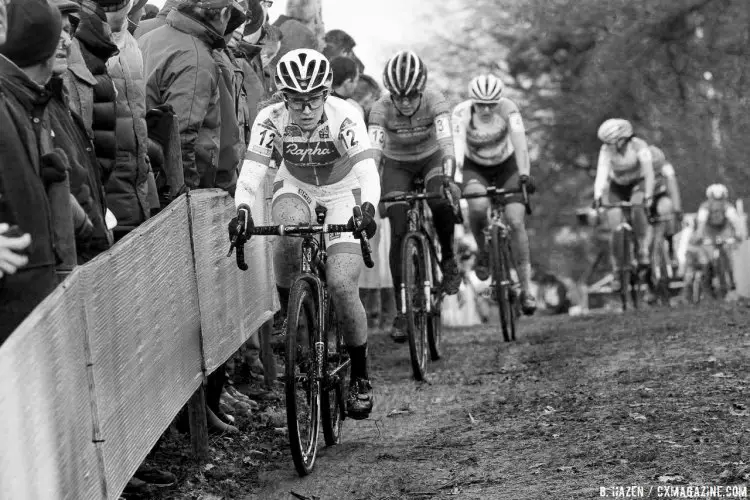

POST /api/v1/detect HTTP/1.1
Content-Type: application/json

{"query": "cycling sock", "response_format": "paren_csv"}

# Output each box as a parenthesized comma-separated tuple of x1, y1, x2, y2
(276, 285, 290, 314)
(347, 342, 368, 380)
(431, 203, 455, 260)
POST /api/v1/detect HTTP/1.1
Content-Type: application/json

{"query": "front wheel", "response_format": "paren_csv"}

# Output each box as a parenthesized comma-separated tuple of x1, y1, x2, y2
(491, 226, 516, 342)
(402, 235, 429, 381)
(285, 279, 321, 476)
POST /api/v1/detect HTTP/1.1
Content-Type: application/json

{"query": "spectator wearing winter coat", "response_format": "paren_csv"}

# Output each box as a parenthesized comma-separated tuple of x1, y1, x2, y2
(0, 0, 65, 343)
(127, 0, 150, 35)
(142, 4, 159, 21)
(230, 0, 268, 136)
(133, 0, 178, 39)
(104, 0, 152, 239)
(139, 0, 237, 194)
(49, 0, 112, 262)
(352, 74, 382, 123)
(73, 1, 119, 193)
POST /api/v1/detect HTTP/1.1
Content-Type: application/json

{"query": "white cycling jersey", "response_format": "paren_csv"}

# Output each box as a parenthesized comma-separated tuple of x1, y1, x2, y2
(236, 96, 381, 210)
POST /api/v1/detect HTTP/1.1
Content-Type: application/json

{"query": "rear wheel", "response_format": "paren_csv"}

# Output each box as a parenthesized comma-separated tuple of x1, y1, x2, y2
(491, 226, 515, 342)
(402, 236, 429, 381)
(321, 298, 348, 447)
(285, 280, 320, 476)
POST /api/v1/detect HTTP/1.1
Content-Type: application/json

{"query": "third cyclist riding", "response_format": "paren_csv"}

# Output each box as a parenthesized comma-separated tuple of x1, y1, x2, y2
(452, 74, 537, 315)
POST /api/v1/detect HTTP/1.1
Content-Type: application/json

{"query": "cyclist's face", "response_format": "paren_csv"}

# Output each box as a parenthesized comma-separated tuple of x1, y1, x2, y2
(391, 91, 422, 116)
(284, 91, 327, 131)
(474, 102, 497, 121)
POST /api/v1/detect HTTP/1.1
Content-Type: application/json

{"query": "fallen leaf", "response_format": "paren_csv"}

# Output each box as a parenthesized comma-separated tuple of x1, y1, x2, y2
(730, 408, 749, 417)
(387, 408, 412, 417)
(203, 463, 215, 472)
(542, 406, 556, 415)
(657, 474, 686, 484)
(468, 413, 478, 424)
(629, 412, 647, 422)
(530, 462, 545, 469)
(732, 403, 747, 410)
(712, 372, 733, 378)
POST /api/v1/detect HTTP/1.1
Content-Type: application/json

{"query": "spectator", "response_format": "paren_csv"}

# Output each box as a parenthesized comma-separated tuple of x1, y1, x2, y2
(139, 0, 237, 194)
(133, 0, 178, 39)
(330, 55, 363, 114)
(0, 225, 31, 280)
(48, 0, 112, 263)
(270, 0, 319, 67)
(0, 0, 64, 342)
(104, 0, 152, 240)
(142, 3, 159, 21)
(73, 1, 119, 203)
(127, 0, 149, 35)
(323, 28, 364, 72)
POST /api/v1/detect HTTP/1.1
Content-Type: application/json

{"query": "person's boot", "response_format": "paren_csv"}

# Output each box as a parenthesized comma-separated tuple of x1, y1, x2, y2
(207, 406, 239, 434)
(520, 290, 537, 316)
(441, 257, 462, 295)
(390, 313, 407, 343)
(346, 378, 373, 420)
(132, 464, 177, 488)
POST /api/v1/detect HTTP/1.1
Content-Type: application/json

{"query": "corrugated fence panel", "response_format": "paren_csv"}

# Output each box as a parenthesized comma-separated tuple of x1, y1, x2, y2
(0, 271, 103, 500)
(189, 184, 279, 373)
(82, 197, 204, 499)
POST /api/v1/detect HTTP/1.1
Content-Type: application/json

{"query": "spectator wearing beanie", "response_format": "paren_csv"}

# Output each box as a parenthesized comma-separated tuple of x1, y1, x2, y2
(0, 0, 65, 343)
(324, 29, 364, 72)
(139, 0, 237, 194)
(71, 1, 119, 199)
(104, 0, 153, 241)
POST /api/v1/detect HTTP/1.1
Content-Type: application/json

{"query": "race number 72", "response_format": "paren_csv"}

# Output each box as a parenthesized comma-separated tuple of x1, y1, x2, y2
(259, 129, 276, 148)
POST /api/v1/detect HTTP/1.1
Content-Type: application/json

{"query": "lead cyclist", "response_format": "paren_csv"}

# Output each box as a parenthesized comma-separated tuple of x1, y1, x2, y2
(229, 49, 381, 420)
(452, 74, 537, 315)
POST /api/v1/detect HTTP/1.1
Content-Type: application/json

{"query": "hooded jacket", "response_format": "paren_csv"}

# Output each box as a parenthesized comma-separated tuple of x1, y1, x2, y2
(74, 4, 119, 185)
(140, 9, 235, 193)
(0, 55, 59, 342)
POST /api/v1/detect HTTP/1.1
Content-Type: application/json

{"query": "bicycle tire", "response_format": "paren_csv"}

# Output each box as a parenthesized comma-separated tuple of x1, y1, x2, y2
(502, 241, 520, 340)
(651, 237, 671, 306)
(612, 227, 630, 311)
(619, 269, 630, 311)
(285, 279, 321, 476)
(491, 226, 515, 342)
(427, 246, 443, 361)
(402, 235, 429, 381)
(321, 298, 348, 446)
(716, 250, 730, 299)
(691, 271, 703, 304)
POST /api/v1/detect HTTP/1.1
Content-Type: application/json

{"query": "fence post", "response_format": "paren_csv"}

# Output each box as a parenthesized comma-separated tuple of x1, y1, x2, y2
(187, 385, 209, 461)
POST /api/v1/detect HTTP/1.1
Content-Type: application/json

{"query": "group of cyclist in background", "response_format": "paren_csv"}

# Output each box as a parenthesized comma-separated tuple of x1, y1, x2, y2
(228, 45, 744, 422)
(594, 118, 746, 303)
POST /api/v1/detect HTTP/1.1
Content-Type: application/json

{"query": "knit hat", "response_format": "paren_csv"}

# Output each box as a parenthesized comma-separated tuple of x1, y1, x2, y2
(243, 0, 264, 35)
(0, 0, 63, 69)
(48, 0, 81, 15)
(94, 0, 131, 13)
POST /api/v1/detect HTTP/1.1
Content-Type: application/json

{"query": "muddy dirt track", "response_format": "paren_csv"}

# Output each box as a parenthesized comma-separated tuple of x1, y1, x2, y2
(147, 302, 749, 500)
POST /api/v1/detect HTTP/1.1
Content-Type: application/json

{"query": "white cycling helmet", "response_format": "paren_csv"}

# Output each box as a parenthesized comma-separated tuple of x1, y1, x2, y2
(706, 183, 729, 200)
(469, 74, 503, 103)
(275, 49, 333, 94)
(597, 118, 633, 144)
(383, 50, 427, 97)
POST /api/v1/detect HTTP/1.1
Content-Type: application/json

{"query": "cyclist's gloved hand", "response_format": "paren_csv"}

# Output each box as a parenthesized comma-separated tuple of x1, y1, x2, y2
(519, 174, 536, 194)
(228, 204, 253, 242)
(347, 202, 377, 239)
(442, 176, 461, 201)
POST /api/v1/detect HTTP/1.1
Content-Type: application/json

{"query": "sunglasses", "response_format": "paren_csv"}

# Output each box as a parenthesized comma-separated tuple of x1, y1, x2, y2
(260, 0, 273, 6)
(284, 92, 326, 112)
(391, 91, 421, 105)
(474, 102, 498, 110)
